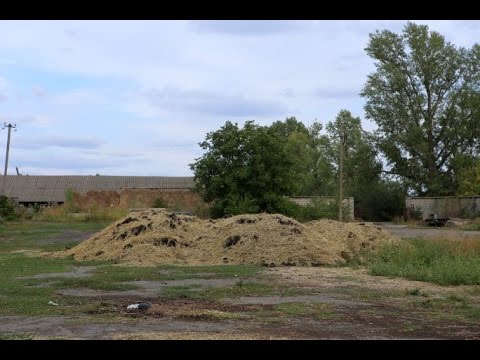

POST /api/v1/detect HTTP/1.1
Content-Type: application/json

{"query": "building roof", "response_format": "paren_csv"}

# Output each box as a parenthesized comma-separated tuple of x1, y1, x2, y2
(2, 175, 195, 203)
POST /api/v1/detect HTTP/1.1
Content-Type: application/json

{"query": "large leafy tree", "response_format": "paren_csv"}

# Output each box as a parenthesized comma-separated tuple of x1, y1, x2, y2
(457, 159, 480, 196)
(361, 22, 480, 195)
(324, 110, 383, 194)
(269, 117, 318, 195)
(190, 118, 317, 217)
(320, 110, 398, 220)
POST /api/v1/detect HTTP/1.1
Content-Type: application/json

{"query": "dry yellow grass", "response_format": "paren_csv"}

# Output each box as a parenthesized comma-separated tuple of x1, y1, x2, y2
(54, 210, 398, 266)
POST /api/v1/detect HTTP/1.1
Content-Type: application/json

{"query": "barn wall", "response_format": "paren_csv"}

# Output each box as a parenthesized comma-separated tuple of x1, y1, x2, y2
(72, 188, 207, 213)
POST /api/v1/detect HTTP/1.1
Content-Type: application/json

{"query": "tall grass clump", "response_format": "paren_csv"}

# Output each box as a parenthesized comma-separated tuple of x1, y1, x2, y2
(367, 238, 480, 285)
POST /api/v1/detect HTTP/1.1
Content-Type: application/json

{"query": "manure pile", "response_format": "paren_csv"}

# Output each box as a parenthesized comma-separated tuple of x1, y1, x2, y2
(58, 210, 397, 266)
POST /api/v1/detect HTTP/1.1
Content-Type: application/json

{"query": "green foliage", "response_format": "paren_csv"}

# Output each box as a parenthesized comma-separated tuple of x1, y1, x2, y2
(190, 111, 407, 221)
(64, 188, 77, 212)
(307, 110, 405, 221)
(405, 288, 422, 296)
(0, 252, 79, 316)
(457, 160, 480, 196)
(461, 219, 480, 231)
(361, 22, 480, 196)
(368, 239, 480, 285)
(192, 204, 211, 219)
(354, 180, 406, 221)
(269, 117, 321, 195)
(153, 197, 168, 208)
(223, 194, 260, 216)
(409, 207, 424, 221)
(190, 118, 319, 218)
(0, 195, 17, 221)
(0, 221, 110, 252)
(327, 110, 382, 186)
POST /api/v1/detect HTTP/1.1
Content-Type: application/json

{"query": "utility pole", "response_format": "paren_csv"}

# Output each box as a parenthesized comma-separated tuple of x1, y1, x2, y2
(339, 130, 344, 222)
(1, 123, 16, 195)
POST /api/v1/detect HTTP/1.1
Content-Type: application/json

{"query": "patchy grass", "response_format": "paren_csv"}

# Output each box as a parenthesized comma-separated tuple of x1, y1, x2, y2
(0, 240, 267, 316)
(367, 238, 480, 285)
(0, 221, 108, 252)
(52, 277, 139, 291)
(330, 286, 405, 301)
(190, 309, 246, 320)
(408, 294, 480, 322)
(461, 219, 480, 231)
(0, 257, 268, 315)
(51, 263, 265, 291)
(404, 288, 429, 297)
(156, 264, 264, 279)
(254, 302, 336, 321)
(272, 302, 335, 319)
(158, 285, 203, 299)
(0, 220, 266, 316)
(79, 265, 160, 283)
(58, 263, 264, 284)
(159, 281, 278, 300)
(81, 300, 120, 315)
(0, 333, 34, 340)
(0, 253, 84, 316)
(3, 219, 479, 334)
(158, 279, 311, 301)
(401, 322, 418, 333)
(204, 281, 279, 299)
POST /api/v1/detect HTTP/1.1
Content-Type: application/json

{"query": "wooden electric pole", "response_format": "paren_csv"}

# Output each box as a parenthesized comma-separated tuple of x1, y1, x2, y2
(1, 123, 16, 195)
(339, 131, 344, 222)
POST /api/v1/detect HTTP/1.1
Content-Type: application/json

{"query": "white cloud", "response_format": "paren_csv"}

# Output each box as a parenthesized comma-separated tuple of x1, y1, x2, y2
(32, 86, 47, 98)
(0, 77, 8, 89)
(143, 87, 288, 117)
(0, 20, 478, 175)
(0, 115, 51, 127)
(48, 89, 107, 106)
(190, 20, 307, 36)
(14, 135, 104, 150)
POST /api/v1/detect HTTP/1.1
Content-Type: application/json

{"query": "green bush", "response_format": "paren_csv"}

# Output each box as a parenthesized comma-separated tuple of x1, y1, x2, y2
(353, 181, 406, 221)
(224, 195, 260, 216)
(208, 194, 349, 222)
(153, 197, 168, 208)
(0, 195, 17, 221)
(64, 188, 79, 212)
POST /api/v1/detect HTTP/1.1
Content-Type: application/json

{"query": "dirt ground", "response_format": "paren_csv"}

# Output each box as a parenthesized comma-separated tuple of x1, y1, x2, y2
(1, 225, 479, 340)
(2, 264, 480, 339)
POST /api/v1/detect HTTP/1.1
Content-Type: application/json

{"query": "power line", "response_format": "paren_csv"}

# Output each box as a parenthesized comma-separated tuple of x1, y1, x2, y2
(1, 123, 17, 196)
(339, 129, 344, 222)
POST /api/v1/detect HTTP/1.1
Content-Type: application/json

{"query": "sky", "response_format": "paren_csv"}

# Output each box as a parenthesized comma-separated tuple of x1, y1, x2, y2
(0, 20, 479, 176)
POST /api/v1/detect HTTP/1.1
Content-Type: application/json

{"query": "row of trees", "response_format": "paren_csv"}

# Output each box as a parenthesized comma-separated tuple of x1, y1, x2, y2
(190, 113, 405, 220)
(190, 23, 480, 220)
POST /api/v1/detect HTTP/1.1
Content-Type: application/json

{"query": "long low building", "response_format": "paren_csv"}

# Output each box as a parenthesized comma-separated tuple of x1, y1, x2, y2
(2, 175, 195, 205)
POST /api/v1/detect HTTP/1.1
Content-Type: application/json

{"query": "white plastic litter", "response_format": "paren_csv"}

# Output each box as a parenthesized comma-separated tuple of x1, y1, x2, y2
(127, 302, 151, 310)
(48, 301, 59, 306)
